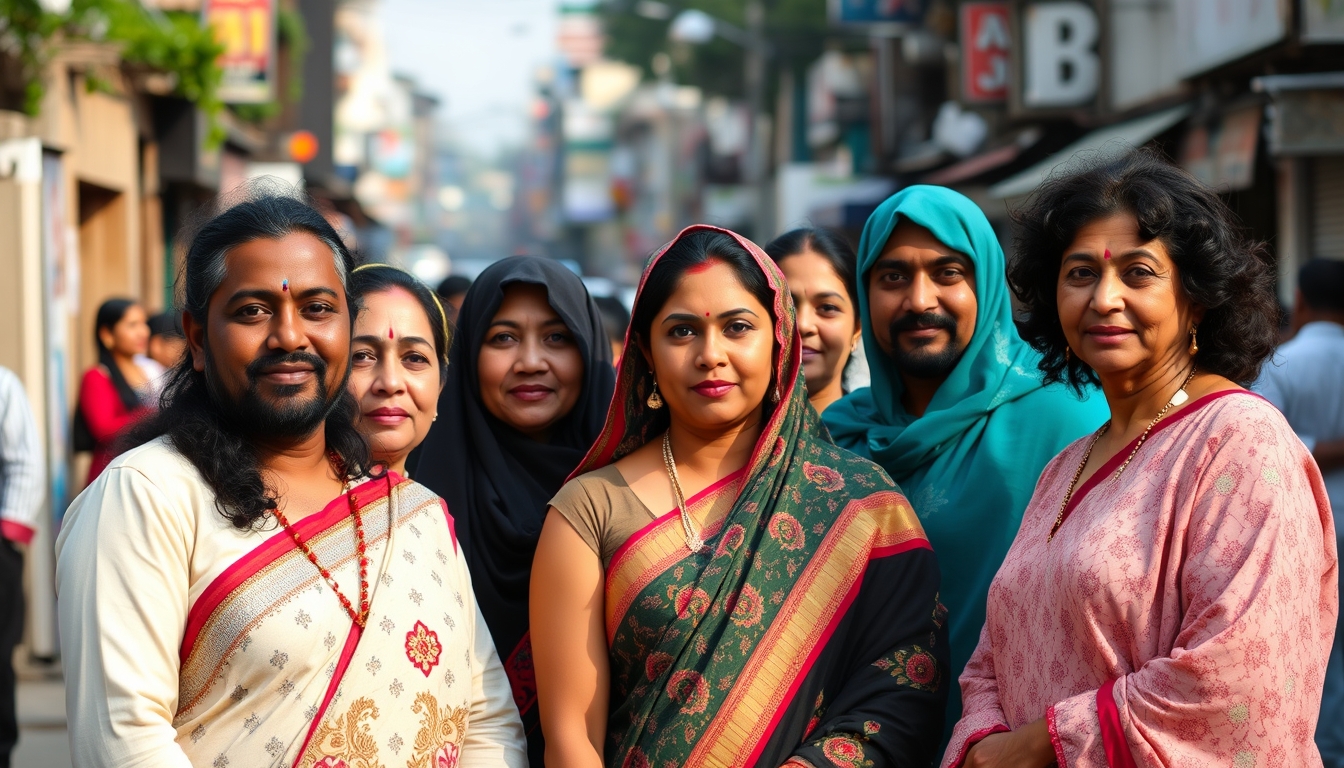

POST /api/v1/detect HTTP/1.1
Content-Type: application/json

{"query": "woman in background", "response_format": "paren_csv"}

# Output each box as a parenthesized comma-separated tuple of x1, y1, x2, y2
(414, 256, 615, 766)
(78, 298, 153, 483)
(765, 228, 862, 413)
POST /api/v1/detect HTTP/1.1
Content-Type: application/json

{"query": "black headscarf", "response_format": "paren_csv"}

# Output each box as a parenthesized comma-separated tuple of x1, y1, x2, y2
(414, 256, 614, 760)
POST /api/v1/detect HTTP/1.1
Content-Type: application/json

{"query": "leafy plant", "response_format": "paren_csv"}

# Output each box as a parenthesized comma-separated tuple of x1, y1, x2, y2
(1, 0, 225, 143)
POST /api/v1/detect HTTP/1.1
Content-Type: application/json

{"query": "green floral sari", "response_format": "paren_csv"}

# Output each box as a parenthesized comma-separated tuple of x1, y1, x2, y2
(569, 225, 949, 767)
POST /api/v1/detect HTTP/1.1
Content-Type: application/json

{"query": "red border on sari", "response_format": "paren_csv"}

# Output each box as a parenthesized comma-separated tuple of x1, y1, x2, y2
(743, 537, 931, 767)
(292, 622, 364, 767)
(603, 469, 743, 643)
(606, 468, 745, 575)
(1097, 678, 1138, 768)
(438, 498, 459, 554)
(1052, 390, 1254, 537)
(179, 475, 394, 665)
(686, 492, 927, 765)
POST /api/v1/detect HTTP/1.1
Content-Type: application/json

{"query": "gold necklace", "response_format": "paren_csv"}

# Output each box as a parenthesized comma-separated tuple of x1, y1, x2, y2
(1049, 365, 1197, 542)
(662, 432, 708, 554)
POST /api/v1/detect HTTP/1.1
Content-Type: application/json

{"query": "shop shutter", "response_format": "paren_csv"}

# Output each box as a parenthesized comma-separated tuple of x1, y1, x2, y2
(1312, 156, 1344, 259)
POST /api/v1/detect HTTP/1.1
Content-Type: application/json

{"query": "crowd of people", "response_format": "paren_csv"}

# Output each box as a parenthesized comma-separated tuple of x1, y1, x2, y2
(0, 148, 1333, 768)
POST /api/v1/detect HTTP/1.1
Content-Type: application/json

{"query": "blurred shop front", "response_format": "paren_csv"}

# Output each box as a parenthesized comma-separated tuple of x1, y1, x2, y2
(851, 0, 1344, 304)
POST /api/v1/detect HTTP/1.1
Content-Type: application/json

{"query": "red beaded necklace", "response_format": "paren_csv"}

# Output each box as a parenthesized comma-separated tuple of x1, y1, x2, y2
(271, 451, 370, 628)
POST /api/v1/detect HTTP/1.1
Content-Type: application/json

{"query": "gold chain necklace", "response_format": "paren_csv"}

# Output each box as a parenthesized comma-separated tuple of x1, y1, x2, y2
(662, 432, 708, 554)
(1049, 366, 1197, 542)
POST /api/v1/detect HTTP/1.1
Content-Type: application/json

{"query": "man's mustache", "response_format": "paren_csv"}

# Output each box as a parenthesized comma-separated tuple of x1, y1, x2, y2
(889, 312, 957, 335)
(245, 350, 329, 382)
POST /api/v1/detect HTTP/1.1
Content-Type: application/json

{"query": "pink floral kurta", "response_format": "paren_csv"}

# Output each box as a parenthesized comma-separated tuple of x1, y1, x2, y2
(944, 391, 1338, 768)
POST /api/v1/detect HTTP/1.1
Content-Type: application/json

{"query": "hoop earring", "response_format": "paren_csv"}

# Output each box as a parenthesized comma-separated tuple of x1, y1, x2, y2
(1189, 325, 1199, 356)
(646, 380, 664, 409)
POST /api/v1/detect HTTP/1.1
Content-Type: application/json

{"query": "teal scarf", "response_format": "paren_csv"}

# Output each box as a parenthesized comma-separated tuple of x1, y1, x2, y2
(824, 186, 1108, 737)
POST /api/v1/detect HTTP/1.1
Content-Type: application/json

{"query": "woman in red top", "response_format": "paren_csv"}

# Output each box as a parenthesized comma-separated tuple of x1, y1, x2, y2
(78, 298, 153, 483)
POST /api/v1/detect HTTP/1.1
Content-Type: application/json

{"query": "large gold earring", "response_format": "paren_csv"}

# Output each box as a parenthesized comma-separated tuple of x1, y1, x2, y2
(1189, 325, 1199, 356)
(646, 380, 664, 409)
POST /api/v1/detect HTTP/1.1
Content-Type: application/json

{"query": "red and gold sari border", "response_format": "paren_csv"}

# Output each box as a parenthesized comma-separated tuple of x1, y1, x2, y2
(294, 622, 364, 768)
(604, 470, 745, 643)
(688, 491, 926, 766)
(606, 467, 746, 577)
(180, 474, 399, 664)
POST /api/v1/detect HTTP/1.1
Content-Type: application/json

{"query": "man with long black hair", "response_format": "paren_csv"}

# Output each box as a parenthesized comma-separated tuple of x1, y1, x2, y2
(55, 191, 524, 767)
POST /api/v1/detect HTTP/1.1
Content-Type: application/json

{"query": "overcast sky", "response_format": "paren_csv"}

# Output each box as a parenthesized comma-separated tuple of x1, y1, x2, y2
(381, 0, 560, 156)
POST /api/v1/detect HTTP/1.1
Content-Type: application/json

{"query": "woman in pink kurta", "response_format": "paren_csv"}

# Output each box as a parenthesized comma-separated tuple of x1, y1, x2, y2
(945, 151, 1338, 768)
(945, 391, 1336, 766)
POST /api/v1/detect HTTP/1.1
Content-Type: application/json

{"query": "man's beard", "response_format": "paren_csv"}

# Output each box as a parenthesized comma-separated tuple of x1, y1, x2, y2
(205, 349, 348, 440)
(887, 312, 965, 380)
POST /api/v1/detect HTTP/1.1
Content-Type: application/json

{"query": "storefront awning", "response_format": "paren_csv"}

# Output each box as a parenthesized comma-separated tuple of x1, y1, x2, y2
(924, 127, 1043, 186)
(987, 105, 1192, 200)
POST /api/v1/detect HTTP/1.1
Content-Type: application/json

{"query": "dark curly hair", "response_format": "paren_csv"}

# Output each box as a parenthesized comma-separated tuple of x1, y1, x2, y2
(1008, 148, 1279, 393)
(124, 193, 377, 531)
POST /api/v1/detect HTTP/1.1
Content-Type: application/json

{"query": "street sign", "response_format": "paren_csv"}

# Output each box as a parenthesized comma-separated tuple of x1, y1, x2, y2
(204, 0, 276, 104)
(962, 2, 1010, 103)
(829, 0, 927, 26)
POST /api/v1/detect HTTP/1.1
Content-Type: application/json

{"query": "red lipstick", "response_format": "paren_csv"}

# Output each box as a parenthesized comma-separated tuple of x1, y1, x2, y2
(691, 380, 736, 398)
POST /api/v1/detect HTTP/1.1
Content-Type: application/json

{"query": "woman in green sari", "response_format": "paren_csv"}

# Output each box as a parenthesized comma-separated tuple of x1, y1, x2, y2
(530, 226, 948, 768)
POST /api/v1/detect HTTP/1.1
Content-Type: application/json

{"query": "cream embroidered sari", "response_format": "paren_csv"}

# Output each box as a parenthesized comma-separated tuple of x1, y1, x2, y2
(56, 438, 524, 768)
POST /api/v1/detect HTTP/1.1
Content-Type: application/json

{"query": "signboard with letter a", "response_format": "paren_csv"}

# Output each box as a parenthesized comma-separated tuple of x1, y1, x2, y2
(962, 2, 1010, 103)
(205, 0, 276, 104)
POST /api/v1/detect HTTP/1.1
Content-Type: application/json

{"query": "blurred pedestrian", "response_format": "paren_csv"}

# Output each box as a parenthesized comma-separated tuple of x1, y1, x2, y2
(945, 151, 1336, 767)
(824, 186, 1109, 743)
(765, 227, 863, 413)
(436, 274, 473, 324)
(1255, 257, 1344, 768)
(146, 311, 186, 370)
(414, 256, 615, 767)
(56, 194, 526, 767)
(76, 298, 154, 483)
(531, 227, 947, 768)
(0, 365, 44, 768)
(593, 294, 630, 367)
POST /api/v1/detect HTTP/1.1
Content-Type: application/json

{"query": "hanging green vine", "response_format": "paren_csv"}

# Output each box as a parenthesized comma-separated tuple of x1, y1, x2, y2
(0, 0, 71, 114)
(0, 0, 224, 142)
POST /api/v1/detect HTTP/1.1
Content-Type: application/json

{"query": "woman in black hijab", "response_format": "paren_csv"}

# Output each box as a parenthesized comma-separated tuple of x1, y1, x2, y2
(415, 256, 614, 766)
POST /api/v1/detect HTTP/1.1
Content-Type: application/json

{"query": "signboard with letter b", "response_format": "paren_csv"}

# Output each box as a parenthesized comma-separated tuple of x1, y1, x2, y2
(1022, 1, 1099, 108)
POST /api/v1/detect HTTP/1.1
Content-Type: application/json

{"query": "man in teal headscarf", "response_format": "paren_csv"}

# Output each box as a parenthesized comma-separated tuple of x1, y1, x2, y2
(824, 186, 1108, 740)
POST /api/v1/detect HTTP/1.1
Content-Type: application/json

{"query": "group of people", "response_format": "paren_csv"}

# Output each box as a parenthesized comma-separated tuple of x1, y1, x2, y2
(47, 147, 1338, 768)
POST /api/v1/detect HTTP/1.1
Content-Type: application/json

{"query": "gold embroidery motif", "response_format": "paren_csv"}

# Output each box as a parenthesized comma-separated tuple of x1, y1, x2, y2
(405, 691, 469, 768)
(300, 696, 385, 768)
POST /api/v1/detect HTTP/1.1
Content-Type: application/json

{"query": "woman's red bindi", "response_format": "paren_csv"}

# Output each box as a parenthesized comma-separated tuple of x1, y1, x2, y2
(1103, 249, 1112, 260)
